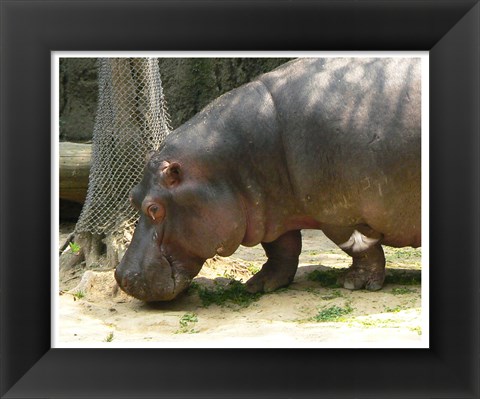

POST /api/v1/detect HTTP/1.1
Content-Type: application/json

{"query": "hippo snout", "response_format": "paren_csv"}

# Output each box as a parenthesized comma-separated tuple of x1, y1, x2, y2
(114, 269, 152, 301)
(115, 256, 192, 302)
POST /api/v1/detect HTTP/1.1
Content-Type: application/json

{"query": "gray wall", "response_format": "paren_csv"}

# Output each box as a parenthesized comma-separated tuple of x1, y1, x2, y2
(59, 58, 292, 142)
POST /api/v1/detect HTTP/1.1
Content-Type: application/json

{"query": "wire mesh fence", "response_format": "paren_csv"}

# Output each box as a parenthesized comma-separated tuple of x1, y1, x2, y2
(75, 58, 171, 244)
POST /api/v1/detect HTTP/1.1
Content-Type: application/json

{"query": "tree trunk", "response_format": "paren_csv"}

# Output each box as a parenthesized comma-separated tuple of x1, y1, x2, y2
(59, 142, 91, 203)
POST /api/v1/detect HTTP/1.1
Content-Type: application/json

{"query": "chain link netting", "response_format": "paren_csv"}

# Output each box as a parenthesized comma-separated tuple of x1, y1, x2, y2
(75, 58, 171, 243)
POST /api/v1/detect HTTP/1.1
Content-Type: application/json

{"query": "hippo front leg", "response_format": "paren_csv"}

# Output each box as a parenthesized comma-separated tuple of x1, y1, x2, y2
(245, 230, 301, 293)
(322, 225, 386, 291)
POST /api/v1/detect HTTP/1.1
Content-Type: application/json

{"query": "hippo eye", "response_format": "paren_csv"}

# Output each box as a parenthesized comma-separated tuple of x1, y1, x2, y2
(146, 203, 165, 223)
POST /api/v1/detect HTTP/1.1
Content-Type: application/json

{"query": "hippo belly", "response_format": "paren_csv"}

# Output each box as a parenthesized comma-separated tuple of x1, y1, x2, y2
(115, 57, 421, 301)
(260, 58, 421, 246)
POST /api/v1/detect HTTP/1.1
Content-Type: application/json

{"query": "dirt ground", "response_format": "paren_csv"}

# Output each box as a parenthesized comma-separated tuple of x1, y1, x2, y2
(56, 223, 426, 348)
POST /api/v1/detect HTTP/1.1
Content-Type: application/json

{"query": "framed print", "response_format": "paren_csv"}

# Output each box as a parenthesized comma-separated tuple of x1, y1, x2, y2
(53, 52, 429, 350)
(1, 1, 479, 398)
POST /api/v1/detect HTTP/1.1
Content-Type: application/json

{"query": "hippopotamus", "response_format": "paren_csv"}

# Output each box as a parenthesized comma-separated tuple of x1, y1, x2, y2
(115, 57, 421, 302)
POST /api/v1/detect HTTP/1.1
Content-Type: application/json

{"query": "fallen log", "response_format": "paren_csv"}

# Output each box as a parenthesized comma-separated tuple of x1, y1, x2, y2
(59, 142, 91, 203)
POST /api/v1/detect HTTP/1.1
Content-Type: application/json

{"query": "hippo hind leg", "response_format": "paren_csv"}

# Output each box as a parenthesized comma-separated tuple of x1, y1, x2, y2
(245, 230, 301, 294)
(322, 225, 386, 291)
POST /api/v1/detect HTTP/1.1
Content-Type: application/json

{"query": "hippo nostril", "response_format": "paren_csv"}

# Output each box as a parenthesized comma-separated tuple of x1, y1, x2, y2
(115, 268, 141, 293)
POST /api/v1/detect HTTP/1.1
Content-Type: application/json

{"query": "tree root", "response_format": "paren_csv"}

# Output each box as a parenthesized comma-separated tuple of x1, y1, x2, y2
(59, 231, 127, 271)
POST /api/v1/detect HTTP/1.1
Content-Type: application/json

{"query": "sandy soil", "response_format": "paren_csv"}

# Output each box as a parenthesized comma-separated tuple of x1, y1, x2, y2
(56, 224, 426, 348)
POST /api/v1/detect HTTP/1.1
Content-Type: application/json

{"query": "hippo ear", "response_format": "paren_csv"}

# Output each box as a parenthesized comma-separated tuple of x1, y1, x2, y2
(160, 162, 182, 187)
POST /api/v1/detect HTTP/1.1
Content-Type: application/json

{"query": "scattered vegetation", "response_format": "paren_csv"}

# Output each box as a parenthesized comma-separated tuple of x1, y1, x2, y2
(246, 263, 261, 275)
(355, 318, 398, 328)
(409, 326, 422, 335)
(307, 268, 345, 288)
(175, 313, 199, 334)
(320, 289, 344, 300)
(384, 247, 422, 266)
(312, 304, 354, 322)
(72, 291, 85, 300)
(104, 332, 114, 342)
(188, 281, 200, 292)
(221, 270, 237, 280)
(385, 305, 403, 313)
(384, 270, 421, 285)
(192, 280, 262, 308)
(69, 242, 81, 254)
(390, 287, 416, 295)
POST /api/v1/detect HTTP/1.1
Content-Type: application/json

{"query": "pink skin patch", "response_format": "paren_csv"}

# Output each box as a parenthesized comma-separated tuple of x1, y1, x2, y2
(339, 230, 380, 253)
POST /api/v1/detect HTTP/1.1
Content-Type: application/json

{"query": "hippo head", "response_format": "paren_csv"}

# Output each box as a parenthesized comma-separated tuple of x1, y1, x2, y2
(115, 150, 247, 302)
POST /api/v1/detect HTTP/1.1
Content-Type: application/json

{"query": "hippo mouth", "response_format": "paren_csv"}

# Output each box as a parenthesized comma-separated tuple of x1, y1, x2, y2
(115, 254, 195, 302)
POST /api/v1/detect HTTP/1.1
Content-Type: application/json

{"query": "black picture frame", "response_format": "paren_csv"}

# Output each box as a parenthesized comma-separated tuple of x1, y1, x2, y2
(1, 1, 479, 398)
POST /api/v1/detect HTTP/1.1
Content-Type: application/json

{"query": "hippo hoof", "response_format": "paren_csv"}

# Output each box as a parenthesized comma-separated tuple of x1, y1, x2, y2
(339, 267, 385, 291)
(245, 261, 296, 294)
(245, 273, 291, 294)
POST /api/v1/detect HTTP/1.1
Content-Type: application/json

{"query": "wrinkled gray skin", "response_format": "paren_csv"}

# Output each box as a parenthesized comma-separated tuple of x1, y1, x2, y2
(115, 58, 421, 302)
